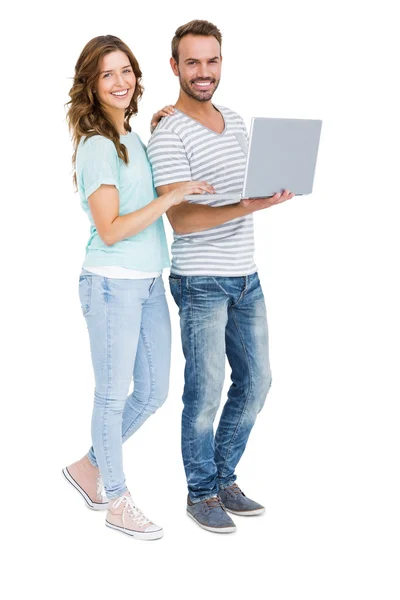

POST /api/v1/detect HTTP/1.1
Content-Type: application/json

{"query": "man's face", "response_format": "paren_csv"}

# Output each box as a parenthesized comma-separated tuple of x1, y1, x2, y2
(171, 34, 222, 102)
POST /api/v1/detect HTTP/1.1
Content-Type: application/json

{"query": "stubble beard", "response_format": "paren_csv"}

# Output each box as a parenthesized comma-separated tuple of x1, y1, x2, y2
(178, 72, 220, 103)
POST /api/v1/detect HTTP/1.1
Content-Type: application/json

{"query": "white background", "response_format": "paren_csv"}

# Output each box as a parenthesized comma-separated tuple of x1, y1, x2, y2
(2, 0, 399, 598)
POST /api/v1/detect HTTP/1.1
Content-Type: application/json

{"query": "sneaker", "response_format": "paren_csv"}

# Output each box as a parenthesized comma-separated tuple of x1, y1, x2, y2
(62, 455, 108, 511)
(219, 483, 265, 516)
(186, 496, 236, 533)
(106, 494, 163, 540)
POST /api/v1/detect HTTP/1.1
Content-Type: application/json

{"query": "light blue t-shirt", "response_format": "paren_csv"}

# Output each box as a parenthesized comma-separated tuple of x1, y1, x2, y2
(76, 132, 170, 271)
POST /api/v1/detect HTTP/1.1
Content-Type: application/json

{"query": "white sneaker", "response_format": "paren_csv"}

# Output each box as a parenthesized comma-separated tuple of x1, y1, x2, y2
(106, 494, 163, 540)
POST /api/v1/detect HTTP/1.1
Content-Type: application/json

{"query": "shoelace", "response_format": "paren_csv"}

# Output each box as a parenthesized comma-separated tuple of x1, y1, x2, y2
(96, 474, 107, 502)
(112, 496, 151, 528)
(204, 497, 225, 510)
(226, 484, 245, 497)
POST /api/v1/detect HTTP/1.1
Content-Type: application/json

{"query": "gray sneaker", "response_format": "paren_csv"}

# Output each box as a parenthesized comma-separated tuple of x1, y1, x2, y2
(219, 483, 265, 516)
(186, 496, 236, 533)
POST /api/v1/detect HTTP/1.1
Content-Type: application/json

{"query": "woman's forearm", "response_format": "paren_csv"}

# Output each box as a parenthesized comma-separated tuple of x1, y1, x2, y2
(104, 195, 171, 246)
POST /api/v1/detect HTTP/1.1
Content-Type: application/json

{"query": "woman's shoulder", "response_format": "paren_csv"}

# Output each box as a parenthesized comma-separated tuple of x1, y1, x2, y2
(77, 134, 118, 160)
(126, 130, 144, 145)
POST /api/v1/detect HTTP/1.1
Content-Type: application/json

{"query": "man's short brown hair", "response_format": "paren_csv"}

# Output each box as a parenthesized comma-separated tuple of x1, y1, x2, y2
(171, 20, 222, 63)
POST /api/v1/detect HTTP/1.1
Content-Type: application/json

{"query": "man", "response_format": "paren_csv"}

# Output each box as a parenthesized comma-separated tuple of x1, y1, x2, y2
(147, 20, 293, 534)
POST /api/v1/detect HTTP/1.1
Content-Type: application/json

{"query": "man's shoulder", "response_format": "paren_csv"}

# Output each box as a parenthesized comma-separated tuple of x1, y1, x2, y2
(215, 104, 245, 122)
(150, 112, 187, 140)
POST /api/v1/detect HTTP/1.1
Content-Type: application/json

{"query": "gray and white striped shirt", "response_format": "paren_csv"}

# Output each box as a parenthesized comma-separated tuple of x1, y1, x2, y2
(147, 105, 257, 276)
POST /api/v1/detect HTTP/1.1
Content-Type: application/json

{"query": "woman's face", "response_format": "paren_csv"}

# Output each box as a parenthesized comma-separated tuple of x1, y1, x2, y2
(95, 50, 136, 114)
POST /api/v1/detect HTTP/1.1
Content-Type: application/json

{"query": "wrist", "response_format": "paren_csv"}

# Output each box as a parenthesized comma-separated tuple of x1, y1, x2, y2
(155, 194, 173, 212)
(236, 201, 252, 216)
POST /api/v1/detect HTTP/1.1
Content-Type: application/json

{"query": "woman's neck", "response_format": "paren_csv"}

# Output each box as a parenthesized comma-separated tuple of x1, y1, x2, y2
(106, 108, 127, 136)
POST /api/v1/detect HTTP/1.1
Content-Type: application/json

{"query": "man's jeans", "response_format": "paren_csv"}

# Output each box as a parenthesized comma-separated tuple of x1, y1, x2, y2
(79, 271, 171, 500)
(169, 272, 271, 503)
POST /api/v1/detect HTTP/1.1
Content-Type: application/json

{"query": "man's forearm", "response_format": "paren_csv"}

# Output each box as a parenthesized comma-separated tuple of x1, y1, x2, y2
(155, 183, 251, 234)
(167, 202, 250, 234)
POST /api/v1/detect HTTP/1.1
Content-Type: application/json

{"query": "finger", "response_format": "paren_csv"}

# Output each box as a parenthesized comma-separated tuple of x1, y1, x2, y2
(191, 186, 213, 194)
(271, 193, 282, 202)
(192, 181, 215, 193)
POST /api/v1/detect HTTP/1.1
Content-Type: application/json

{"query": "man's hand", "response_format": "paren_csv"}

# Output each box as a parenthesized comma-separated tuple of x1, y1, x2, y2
(240, 189, 295, 212)
(150, 105, 175, 133)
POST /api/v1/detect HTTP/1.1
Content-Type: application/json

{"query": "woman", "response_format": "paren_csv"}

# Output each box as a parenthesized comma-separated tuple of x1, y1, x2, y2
(62, 35, 213, 540)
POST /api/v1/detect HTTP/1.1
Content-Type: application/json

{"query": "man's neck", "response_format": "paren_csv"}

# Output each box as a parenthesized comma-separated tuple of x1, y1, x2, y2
(174, 93, 217, 121)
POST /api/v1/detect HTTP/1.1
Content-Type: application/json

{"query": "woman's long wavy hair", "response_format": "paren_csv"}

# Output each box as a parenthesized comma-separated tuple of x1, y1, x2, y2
(66, 35, 144, 186)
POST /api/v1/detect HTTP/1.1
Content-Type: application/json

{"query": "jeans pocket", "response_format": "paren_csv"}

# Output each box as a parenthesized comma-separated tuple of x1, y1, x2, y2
(79, 275, 92, 316)
(168, 276, 182, 309)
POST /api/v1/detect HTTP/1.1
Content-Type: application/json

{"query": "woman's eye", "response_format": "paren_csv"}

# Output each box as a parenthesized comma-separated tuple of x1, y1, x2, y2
(123, 68, 132, 74)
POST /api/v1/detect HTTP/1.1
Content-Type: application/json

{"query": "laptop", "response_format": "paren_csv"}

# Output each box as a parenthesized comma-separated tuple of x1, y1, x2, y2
(184, 117, 322, 201)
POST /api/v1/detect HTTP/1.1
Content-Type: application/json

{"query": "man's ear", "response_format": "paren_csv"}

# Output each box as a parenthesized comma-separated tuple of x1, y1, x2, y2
(170, 57, 179, 77)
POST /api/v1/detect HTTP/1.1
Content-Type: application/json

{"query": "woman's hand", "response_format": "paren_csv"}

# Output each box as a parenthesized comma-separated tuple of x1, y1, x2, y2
(165, 181, 215, 207)
(150, 105, 175, 133)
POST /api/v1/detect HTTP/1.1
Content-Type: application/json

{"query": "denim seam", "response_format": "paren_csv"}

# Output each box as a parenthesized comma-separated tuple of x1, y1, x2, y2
(187, 279, 198, 468)
(219, 478, 237, 491)
(189, 492, 221, 504)
(219, 306, 253, 479)
(87, 453, 97, 468)
(103, 277, 114, 489)
(231, 276, 248, 308)
(107, 486, 129, 501)
(211, 277, 230, 298)
(121, 325, 156, 439)
(177, 279, 182, 308)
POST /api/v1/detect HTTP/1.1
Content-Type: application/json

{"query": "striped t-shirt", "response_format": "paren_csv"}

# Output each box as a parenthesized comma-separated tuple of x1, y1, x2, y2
(147, 105, 257, 276)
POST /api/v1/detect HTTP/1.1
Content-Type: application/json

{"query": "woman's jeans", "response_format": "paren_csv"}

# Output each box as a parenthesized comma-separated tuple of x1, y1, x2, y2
(169, 272, 271, 503)
(79, 271, 171, 500)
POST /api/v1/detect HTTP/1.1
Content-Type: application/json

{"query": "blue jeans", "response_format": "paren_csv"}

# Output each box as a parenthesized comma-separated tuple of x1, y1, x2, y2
(169, 272, 271, 503)
(79, 271, 171, 500)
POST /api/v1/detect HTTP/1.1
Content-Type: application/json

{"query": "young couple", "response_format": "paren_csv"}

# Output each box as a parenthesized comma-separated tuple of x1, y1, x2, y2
(63, 20, 294, 540)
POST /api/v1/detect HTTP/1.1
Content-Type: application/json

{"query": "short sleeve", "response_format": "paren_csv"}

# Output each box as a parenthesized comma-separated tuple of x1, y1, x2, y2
(77, 136, 120, 200)
(147, 129, 192, 187)
(240, 117, 249, 139)
(232, 116, 249, 156)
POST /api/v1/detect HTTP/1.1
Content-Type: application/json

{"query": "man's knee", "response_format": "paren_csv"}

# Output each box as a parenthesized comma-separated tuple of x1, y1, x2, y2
(253, 369, 272, 413)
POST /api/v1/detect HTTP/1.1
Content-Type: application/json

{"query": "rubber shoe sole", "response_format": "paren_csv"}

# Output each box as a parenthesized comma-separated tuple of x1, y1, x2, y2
(105, 520, 164, 540)
(186, 510, 236, 533)
(62, 467, 108, 511)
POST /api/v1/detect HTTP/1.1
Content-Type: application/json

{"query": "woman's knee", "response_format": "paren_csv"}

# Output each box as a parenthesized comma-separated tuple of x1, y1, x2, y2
(131, 377, 169, 412)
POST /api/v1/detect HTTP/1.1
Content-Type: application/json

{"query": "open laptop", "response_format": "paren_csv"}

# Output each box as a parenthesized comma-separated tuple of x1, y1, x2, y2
(184, 117, 322, 201)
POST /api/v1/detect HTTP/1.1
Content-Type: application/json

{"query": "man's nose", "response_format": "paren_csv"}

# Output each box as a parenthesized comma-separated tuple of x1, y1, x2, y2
(197, 64, 210, 79)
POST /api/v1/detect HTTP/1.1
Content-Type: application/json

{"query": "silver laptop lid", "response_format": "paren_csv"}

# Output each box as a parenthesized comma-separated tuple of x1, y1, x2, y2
(242, 117, 322, 197)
